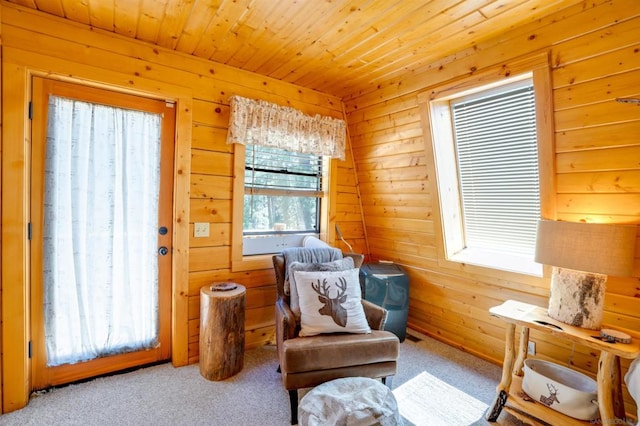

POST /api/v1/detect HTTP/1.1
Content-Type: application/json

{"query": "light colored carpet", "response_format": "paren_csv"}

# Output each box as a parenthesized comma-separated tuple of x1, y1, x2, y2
(0, 331, 523, 425)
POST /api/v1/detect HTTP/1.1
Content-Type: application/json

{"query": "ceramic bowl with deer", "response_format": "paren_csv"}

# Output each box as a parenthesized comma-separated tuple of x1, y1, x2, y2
(522, 358, 599, 421)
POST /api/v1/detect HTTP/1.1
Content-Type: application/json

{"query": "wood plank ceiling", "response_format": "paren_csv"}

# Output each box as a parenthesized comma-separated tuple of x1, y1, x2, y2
(7, 0, 584, 98)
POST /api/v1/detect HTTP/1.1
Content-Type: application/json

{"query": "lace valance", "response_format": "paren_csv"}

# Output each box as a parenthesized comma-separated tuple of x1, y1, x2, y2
(226, 95, 346, 160)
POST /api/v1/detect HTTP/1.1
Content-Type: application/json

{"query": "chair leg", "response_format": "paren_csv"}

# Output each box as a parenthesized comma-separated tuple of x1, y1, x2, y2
(382, 375, 393, 388)
(277, 364, 281, 373)
(289, 389, 298, 425)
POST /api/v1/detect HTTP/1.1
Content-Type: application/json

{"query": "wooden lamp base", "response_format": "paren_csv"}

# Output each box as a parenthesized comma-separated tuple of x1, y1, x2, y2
(547, 266, 606, 330)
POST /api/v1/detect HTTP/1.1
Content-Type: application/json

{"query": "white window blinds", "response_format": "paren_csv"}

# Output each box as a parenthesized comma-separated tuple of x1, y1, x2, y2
(245, 144, 323, 196)
(451, 81, 540, 256)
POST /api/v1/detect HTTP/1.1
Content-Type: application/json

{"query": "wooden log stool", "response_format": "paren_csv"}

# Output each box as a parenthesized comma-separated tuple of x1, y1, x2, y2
(199, 282, 246, 381)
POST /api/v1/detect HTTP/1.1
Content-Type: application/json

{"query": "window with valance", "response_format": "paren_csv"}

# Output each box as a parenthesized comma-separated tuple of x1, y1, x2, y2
(227, 96, 346, 261)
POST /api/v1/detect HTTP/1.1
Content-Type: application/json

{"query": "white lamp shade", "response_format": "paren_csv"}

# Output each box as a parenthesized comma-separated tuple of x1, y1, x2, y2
(535, 220, 636, 277)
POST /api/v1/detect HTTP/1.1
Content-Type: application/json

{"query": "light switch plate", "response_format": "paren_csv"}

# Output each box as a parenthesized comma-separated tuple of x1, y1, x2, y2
(194, 222, 210, 238)
(527, 341, 536, 355)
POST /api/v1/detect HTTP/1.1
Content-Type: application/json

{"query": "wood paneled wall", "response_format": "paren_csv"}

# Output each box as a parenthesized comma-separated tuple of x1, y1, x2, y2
(0, 1, 364, 412)
(1, 0, 639, 418)
(0, 2, 3, 413)
(344, 0, 640, 415)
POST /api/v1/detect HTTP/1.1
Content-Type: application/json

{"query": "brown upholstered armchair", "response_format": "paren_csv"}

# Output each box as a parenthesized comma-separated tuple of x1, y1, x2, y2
(273, 250, 400, 425)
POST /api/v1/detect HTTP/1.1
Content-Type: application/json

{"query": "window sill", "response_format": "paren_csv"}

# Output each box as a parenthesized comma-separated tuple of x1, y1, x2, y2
(232, 234, 327, 272)
(242, 233, 318, 256)
(448, 247, 543, 277)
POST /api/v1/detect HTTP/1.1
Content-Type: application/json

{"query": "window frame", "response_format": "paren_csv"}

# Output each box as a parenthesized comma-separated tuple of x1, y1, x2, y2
(231, 143, 335, 272)
(243, 144, 323, 241)
(418, 52, 556, 278)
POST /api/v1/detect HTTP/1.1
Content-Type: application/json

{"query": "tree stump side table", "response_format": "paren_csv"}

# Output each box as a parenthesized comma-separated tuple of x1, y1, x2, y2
(199, 282, 246, 381)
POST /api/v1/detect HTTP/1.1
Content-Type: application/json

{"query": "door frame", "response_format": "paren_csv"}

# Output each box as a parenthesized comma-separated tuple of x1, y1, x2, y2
(1, 64, 192, 412)
(29, 77, 175, 388)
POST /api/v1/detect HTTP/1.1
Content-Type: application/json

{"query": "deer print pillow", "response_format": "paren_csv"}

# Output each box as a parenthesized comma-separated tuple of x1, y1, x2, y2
(293, 268, 371, 337)
(288, 257, 355, 322)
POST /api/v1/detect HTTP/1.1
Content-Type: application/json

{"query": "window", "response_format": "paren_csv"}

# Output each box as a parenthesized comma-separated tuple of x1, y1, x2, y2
(227, 96, 344, 272)
(242, 144, 323, 255)
(420, 54, 554, 277)
(452, 80, 540, 257)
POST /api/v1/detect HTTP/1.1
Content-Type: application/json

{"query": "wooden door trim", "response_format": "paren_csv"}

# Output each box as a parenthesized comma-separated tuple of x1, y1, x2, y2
(1, 63, 31, 414)
(1, 59, 192, 412)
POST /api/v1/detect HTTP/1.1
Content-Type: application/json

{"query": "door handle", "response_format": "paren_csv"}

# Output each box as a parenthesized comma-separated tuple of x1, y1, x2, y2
(158, 246, 169, 256)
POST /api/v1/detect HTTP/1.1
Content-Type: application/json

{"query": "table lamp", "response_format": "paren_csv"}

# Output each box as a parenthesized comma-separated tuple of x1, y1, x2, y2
(534, 220, 636, 330)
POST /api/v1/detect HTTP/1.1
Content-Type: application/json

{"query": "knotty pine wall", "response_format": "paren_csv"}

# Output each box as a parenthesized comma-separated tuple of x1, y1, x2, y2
(344, 0, 640, 415)
(0, 2, 364, 412)
(2, 0, 639, 417)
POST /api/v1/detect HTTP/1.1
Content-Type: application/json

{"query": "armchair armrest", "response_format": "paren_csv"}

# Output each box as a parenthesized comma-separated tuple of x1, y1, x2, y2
(362, 299, 388, 330)
(276, 297, 297, 341)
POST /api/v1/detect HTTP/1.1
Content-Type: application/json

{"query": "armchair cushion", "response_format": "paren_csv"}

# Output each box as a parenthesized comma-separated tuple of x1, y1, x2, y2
(281, 331, 399, 374)
(294, 268, 371, 337)
(288, 257, 355, 321)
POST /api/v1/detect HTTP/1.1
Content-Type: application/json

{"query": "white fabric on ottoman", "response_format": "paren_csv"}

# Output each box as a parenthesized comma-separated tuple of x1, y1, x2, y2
(299, 377, 402, 426)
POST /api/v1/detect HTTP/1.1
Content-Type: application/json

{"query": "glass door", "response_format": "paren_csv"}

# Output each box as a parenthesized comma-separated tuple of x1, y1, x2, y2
(30, 77, 175, 389)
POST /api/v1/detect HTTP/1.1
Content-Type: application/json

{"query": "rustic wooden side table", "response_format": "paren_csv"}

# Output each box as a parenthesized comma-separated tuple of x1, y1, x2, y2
(486, 300, 640, 425)
(199, 282, 246, 381)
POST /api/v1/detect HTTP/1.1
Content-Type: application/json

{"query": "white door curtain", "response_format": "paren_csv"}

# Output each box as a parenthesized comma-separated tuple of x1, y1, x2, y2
(43, 95, 162, 366)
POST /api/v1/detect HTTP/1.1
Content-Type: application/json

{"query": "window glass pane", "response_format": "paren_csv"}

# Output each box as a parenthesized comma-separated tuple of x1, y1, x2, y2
(243, 142, 322, 256)
(452, 82, 540, 256)
(243, 194, 319, 234)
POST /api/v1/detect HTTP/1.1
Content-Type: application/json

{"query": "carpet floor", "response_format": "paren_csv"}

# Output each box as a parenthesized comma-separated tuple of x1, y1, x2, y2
(0, 331, 524, 425)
